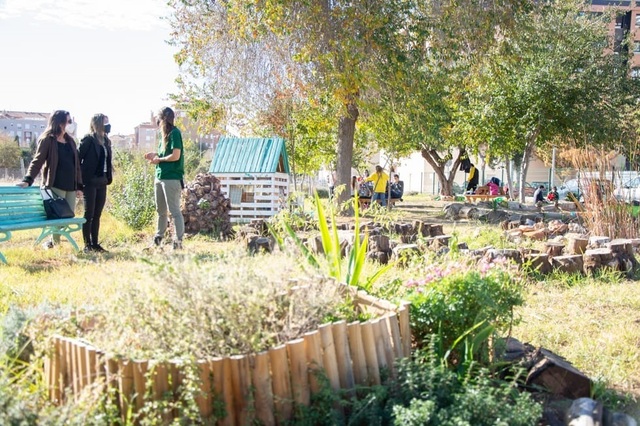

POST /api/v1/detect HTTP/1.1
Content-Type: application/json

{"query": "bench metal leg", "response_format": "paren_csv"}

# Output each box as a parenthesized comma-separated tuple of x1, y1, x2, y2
(0, 231, 11, 265)
(34, 224, 83, 252)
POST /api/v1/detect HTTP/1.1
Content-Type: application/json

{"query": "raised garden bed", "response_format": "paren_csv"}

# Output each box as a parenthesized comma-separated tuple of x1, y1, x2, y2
(45, 286, 411, 424)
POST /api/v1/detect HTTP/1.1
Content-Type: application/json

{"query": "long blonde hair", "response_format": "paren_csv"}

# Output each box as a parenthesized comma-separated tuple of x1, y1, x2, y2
(90, 113, 107, 145)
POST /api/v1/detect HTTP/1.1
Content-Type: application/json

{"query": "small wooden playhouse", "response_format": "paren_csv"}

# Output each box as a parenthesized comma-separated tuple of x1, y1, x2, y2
(209, 137, 290, 223)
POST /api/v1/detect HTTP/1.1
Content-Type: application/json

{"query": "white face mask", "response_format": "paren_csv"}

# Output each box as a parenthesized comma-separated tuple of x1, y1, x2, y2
(65, 122, 76, 135)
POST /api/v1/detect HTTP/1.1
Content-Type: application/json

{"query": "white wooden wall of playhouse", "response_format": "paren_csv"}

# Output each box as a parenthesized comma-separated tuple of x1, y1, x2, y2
(217, 172, 289, 223)
(209, 137, 291, 223)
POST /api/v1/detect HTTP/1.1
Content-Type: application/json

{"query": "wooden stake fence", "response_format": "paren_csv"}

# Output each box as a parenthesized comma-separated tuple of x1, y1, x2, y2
(46, 291, 411, 426)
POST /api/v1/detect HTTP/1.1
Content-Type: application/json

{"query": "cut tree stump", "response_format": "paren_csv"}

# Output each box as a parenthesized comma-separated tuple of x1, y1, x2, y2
(583, 248, 614, 275)
(589, 236, 611, 248)
(484, 249, 522, 265)
(545, 242, 565, 258)
(524, 253, 552, 274)
(429, 224, 444, 237)
(551, 255, 584, 274)
(458, 206, 479, 220)
(607, 239, 634, 257)
(526, 348, 591, 399)
(566, 237, 588, 255)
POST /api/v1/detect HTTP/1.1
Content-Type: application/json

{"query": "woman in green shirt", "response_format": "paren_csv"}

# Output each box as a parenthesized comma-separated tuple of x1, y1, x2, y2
(145, 107, 185, 250)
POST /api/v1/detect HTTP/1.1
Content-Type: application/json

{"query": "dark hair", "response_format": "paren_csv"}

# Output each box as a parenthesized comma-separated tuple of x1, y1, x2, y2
(157, 107, 176, 150)
(41, 110, 71, 140)
(375, 165, 383, 173)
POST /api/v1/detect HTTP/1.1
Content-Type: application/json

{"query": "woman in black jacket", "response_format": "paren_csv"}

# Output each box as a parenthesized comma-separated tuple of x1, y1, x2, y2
(78, 114, 113, 253)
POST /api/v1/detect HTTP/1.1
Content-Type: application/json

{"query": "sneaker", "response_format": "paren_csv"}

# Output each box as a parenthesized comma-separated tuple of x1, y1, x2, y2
(42, 241, 54, 250)
(83, 246, 94, 254)
(172, 241, 183, 250)
(92, 244, 108, 253)
(143, 236, 163, 252)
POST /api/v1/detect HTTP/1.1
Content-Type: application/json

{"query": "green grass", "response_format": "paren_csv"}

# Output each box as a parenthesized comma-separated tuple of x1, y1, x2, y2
(2, 201, 640, 418)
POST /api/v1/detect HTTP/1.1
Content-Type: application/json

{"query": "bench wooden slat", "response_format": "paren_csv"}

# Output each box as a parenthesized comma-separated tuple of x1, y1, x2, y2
(0, 186, 86, 264)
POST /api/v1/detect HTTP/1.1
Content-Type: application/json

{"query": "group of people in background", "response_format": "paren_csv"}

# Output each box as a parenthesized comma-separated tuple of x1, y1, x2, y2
(349, 166, 404, 207)
(17, 107, 184, 253)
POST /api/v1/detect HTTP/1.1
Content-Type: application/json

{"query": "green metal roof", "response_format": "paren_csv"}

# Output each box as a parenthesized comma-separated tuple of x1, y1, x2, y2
(209, 137, 290, 174)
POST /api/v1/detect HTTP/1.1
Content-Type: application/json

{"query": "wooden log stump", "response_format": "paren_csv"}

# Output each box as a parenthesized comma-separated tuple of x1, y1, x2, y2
(484, 249, 522, 265)
(523, 229, 547, 241)
(588, 236, 610, 248)
(551, 255, 584, 274)
(526, 348, 591, 399)
(430, 235, 451, 250)
(429, 224, 444, 237)
(524, 253, 552, 274)
(459, 206, 479, 220)
(583, 248, 613, 275)
(392, 244, 421, 266)
(565, 237, 588, 255)
(369, 235, 390, 252)
(545, 242, 565, 258)
(508, 220, 521, 230)
(412, 221, 431, 238)
(607, 239, 634, 257)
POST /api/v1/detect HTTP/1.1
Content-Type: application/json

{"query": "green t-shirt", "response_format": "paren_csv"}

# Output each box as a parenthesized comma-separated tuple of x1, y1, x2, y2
(155, 127, 184, 180)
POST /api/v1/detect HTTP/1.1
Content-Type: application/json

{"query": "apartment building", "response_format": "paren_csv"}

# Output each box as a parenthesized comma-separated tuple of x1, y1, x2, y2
(590, 0, 640, 73)
(0, 111, 48, 148)
(134, 109, 221, 152)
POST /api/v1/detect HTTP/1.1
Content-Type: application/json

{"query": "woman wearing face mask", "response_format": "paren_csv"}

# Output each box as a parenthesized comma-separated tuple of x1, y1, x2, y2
(78, 114, 113, 253)
(17, 110, 83, 249)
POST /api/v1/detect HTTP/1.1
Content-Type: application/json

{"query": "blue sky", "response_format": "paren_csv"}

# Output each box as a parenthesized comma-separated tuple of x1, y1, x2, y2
(0, 0, 179, 135)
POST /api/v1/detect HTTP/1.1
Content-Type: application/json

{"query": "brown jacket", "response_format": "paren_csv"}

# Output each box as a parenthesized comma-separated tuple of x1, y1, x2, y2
(23, 134, 83, 189)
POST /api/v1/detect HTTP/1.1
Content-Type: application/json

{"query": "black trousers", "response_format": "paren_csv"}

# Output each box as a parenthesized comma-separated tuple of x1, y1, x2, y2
(83, 185, 107, 246)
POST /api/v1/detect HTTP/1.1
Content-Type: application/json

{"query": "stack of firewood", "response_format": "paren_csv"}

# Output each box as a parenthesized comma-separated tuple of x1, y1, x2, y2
(181, 173, 233, 237)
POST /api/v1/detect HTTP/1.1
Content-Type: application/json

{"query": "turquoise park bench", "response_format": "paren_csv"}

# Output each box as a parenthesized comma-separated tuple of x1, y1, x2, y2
(0, 186, 86, 264)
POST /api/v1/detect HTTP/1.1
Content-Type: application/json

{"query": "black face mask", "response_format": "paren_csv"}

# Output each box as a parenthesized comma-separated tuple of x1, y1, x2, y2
(104, 124, 111, 134)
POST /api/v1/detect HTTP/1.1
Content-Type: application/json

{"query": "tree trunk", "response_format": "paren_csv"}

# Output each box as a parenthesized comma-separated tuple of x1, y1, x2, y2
(504, 156, 514, 200)
(336, 100, 358, 206)
(421, 148, 463, 196)
(517, 131, 538, 203)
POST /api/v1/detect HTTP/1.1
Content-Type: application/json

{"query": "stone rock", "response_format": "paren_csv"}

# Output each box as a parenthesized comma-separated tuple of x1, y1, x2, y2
(248, 236, 274, 254)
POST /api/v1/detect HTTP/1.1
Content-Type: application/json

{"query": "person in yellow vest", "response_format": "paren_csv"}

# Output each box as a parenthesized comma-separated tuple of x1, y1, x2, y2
(466, 163, 479, 193)
(364, 165, 390, 206)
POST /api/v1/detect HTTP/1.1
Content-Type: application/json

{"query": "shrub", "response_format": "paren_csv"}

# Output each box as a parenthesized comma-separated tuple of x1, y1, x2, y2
(293, 349, 542, 425)
(108, 150, 156, 230)
(83, 251, 351, 359)
(406, 261, 524, 363)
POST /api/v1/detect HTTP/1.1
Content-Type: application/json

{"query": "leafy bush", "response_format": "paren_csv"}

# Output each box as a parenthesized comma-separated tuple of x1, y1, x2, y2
(108, 150, 156, 230)
(406, 261, 524, 362)
(293, 349, 542, 425)
(390, 352, 542, 426)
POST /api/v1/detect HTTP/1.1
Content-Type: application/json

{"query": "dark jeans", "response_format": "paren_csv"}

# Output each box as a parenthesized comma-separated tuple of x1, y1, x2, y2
(83, 185, 107, 246)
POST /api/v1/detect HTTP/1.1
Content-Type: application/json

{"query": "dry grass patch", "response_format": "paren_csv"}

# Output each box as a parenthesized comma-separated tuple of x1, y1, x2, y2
(513, 277, 640, 414)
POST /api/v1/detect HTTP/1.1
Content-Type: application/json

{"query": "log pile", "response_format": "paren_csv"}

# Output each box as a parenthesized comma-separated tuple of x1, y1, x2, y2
(181, 173, 233, 237)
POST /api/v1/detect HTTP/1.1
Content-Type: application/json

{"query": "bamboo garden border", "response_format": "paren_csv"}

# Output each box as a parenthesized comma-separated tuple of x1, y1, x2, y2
(45, 287, 411, 425)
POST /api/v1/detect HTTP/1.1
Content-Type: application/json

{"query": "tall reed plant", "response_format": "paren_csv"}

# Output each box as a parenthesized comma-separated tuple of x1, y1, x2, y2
(564, 147, 638, 239)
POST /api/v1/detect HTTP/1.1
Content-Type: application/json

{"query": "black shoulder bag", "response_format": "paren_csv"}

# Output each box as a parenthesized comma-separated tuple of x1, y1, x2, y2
(41, 188, 75, 219)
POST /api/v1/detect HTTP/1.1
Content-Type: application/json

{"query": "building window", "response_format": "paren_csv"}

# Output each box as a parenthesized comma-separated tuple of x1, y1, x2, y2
(17, 123, 22, 129)
(635, 42, 640, 54)
(632, 68, 640, 78)
(636, 15, 640, 27)
(25, 124, 30, 130)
